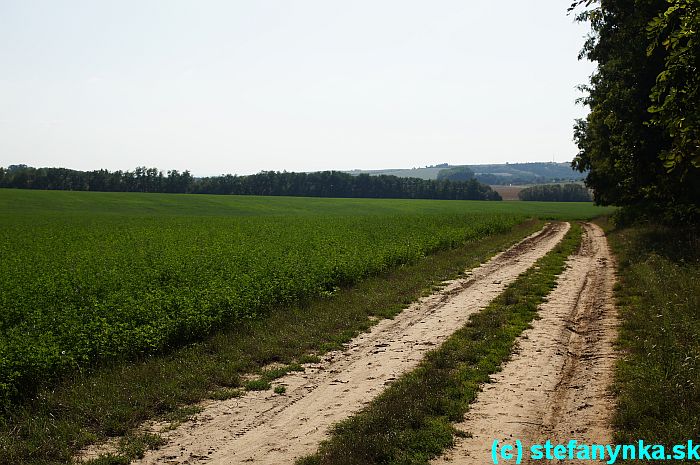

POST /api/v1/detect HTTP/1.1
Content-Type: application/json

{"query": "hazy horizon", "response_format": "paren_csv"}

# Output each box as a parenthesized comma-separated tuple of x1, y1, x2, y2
(4, 159, 577, 177)
(1, 1, 594, 177)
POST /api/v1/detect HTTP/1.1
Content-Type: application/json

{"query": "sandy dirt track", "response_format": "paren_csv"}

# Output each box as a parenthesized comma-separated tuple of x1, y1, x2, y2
(129, 222, 570, 465)
(433, 222, 617, 464)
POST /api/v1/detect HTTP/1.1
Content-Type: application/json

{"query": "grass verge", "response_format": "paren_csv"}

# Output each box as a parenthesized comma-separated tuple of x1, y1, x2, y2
(0, 221, 545, 465)
(298, 223, 582, 465)
(608, 223, 700, 459)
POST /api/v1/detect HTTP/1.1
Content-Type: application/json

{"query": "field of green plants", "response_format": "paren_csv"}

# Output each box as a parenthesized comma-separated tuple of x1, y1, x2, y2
(0, 189, 611, 409)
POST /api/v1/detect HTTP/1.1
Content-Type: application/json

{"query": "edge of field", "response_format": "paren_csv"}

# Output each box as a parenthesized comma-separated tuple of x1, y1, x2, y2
(1, 220, 546, 465)
(605, 220, 700, 461)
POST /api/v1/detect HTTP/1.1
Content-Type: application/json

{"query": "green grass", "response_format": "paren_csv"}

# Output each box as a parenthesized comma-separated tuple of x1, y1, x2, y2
(298, 224, 583, 465)
(244, 379, 272, 391)
(0, 188, 611, 218)
(0, 194, 518, 408)
(0, 189, 611, 410)
(0, 189, 612, 464)
(0, 219, 546, 465)
(274, 385, 287, 395)
(608, 223, 700, 462)
(208, 388, 243, 401)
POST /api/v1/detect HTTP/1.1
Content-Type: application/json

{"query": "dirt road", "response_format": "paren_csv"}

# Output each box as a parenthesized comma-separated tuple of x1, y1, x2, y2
(130, 222, 569, 465)
(433, 222, 617, 464)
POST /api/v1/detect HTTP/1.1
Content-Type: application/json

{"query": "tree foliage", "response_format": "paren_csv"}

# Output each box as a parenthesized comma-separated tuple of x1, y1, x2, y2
(0, 166, 502, 201)
(647, 0, 700, 175)
(518, 184, 592, 202)
(571, 0, 699, 221)
(436, 166, 475, 182)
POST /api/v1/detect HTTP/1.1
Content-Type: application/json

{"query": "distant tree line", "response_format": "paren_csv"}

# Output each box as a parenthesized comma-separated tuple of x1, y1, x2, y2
(0, 165, 195, 193)
(518, 184, 592, 202)
(0, 165, 502, 201)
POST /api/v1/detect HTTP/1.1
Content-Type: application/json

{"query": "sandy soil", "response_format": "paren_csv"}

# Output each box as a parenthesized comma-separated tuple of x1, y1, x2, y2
(490, 185, 524, 201)
(433, 222, 617, 464)
(120, 222, 570, 465)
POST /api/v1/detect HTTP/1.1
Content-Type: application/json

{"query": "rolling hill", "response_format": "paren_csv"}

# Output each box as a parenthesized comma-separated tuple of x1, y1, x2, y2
(346, 162, 585, 185)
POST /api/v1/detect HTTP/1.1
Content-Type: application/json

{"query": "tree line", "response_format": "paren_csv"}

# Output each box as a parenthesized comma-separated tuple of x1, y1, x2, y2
(0, 165, 502, 201)
(571, 0, 699, 222)
(518, 184, 592, 202)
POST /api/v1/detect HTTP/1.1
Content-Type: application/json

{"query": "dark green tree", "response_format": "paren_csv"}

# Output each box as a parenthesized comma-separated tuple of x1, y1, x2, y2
(571, 0, 699, 221)
(436, 166, 475, 182)
(518, 184, 592, 202)
(0, 166, 502, 200)
(647, 0, 700, 177)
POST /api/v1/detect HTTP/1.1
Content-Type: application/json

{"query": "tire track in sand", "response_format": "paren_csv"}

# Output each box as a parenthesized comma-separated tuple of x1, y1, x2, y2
(131, 222, 570, 465)
(433, 222, 617, 464)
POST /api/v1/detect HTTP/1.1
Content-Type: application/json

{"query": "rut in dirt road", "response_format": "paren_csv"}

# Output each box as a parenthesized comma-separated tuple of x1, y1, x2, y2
(126, 222, 570, 465)
(433, 222, 617, 465)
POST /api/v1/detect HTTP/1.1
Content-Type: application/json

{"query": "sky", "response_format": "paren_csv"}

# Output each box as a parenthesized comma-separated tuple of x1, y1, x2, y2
(0, 1, 595, 176)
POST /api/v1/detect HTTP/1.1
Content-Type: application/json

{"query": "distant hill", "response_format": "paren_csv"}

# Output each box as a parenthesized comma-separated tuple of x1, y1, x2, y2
(346, 162, 585, 185)
(345, 165, 447, 180)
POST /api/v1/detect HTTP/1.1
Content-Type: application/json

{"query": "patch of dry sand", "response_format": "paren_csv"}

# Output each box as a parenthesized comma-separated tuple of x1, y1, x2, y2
(433, 222, 617, 464)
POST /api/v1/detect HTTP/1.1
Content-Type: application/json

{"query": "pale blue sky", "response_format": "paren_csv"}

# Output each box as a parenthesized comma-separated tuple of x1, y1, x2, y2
(0, 1, 594, 176)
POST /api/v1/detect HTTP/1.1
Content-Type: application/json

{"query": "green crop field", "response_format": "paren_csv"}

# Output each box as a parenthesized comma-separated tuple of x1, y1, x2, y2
(0, 189, 612, 409)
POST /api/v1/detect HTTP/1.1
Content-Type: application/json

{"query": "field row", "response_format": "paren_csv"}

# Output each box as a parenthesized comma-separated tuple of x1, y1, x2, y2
(0, 190, 610, 409)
